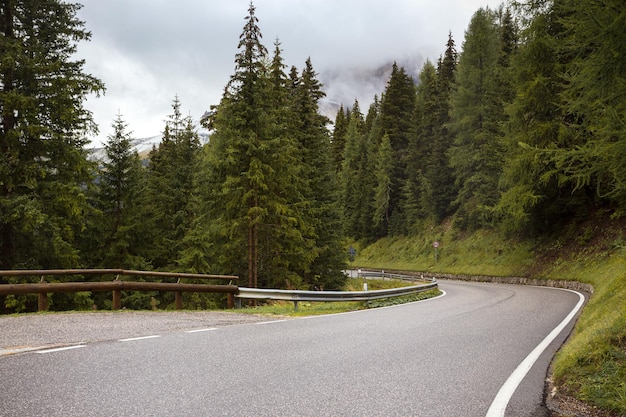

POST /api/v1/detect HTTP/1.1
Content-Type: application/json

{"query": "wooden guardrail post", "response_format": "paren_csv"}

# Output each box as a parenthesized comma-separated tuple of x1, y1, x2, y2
(38, 276, 48, 312)
(112, 274, 121, 310)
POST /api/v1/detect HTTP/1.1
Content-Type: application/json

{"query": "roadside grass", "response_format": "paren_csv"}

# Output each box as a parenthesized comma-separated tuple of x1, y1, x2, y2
(352, 224, 626, 415)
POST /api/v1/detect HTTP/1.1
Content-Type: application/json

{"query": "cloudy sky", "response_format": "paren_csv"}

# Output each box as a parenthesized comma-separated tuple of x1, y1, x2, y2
(75, 0, 505, 147)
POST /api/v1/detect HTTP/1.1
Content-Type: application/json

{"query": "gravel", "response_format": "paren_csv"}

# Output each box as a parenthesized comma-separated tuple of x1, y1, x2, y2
(0, 310, 277, 354)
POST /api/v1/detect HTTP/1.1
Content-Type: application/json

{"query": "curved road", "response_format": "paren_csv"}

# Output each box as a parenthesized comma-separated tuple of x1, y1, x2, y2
(0, 281, 584, 416)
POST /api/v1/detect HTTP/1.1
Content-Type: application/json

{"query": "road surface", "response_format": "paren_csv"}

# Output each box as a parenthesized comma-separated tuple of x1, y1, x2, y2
(0, 281, 584, 416)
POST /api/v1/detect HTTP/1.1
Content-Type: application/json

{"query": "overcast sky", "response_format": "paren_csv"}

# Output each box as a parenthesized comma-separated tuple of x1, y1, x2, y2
(75, 0, 505, 147)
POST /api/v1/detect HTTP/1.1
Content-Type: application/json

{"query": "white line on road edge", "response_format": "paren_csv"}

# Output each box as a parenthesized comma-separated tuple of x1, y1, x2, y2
(185, 328, 217, 333)
(36, 345, 86, 354)
(119, 335, 161, 342)
(485, 289, 585, 417)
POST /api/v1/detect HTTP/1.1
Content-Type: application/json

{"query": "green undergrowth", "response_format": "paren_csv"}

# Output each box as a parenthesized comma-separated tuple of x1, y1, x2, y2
(352, 220, 626, 415)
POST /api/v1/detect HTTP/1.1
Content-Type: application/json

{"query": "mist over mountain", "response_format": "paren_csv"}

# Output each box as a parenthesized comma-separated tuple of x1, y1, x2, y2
(318, 55, 425, 118)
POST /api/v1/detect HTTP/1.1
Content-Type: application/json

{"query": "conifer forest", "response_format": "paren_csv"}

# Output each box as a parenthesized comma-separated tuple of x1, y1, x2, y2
(1, 0, 625, 313)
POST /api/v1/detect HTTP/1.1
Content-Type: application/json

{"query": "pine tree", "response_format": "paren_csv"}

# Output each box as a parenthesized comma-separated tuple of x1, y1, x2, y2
(0, 0, 104, 271)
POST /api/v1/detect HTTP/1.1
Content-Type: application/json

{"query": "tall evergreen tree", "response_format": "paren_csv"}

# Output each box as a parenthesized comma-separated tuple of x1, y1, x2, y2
(378, 63, 416, 235)
(340, 106, 369, 240)
(93, 114, 145, 269)
(331, 105, 349, 173)
(145, 97, 201, 268)
(448, 8, 506, 229)
(204, 3, 311, 289)
(496, 0, 585, 233)
(290, 58, 346, 289)
(373, 134, 393, 230)
(424, 34, 458, 223)
(549, 0, 626, 211)
(405, 60, 438, 228)
(0, 0, 104, 271)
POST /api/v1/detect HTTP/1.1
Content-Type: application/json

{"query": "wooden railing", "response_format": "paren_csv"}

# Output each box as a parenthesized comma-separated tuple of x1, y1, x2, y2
(0, 269, 238, 311)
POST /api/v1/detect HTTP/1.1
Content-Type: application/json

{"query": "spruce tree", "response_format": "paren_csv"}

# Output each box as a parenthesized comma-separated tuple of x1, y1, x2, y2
(378, 63, 416, 235)
(290, 58, 346, 289)
(145, 97, 201, 268)
(93, 114, 145, 269)
(405, 60, 438, 228)
(204, 3, 311, 289)
(373, 134, 393, 230)
(331, 105, 349, 172)
(424, 34, 458, 223)
(0, 0, 104, 271)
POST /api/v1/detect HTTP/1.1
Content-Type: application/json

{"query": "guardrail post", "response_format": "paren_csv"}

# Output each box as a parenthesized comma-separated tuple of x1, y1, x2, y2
(227, 293, 234, 309)
(293, 301, 299, 312)
(38, 293, 48, 312)
(175, 292, 183, 310)
(112, 290, 121, 310)
(38, 276, 48, 312)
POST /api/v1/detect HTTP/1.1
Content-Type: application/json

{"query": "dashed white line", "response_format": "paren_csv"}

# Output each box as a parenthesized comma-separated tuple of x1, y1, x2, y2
(485, 288, 585, 417)
(36, 345, 86, 354)
(185, 328, 217, 333)
(119, 335, 161, 342)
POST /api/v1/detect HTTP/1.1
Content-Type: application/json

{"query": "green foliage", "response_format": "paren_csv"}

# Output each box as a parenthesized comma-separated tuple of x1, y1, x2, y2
(449, 7, 506, 229)
(0, 0, 105, 272)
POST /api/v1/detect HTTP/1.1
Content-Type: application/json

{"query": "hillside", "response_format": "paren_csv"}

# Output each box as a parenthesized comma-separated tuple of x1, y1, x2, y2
(353, 214, 626, 416)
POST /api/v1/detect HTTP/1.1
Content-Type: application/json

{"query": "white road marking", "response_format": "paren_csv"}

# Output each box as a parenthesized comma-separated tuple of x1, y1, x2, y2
(185, 328, 217, 333)
(256, 319, 288, 325)
(36, 345, 86, 354)
(485, 288, 585, 417)
(119, 335, 161, 342)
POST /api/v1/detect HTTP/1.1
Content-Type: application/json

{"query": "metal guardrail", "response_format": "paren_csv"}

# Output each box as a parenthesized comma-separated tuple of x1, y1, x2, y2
(236, 272, 438, 310)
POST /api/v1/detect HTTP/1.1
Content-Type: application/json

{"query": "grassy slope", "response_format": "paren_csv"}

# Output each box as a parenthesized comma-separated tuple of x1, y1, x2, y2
(354, 216, 626, 415)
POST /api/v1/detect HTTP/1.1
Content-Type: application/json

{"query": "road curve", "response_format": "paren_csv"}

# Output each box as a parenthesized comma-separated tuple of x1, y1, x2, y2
(0, 281, 583, 417)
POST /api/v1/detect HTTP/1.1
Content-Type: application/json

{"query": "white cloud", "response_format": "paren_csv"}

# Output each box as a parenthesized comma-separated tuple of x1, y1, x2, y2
(76, 0, 505, 146)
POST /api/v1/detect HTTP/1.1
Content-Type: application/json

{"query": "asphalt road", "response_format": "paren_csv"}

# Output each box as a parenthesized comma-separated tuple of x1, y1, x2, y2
(0, 281, 584, 417)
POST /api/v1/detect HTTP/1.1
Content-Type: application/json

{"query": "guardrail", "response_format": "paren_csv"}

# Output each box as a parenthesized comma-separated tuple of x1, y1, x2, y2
(0, 269, 238, 311)
(236, 273, 438, 310)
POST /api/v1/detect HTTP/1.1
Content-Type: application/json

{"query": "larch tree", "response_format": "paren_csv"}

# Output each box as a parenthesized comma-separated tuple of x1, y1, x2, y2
(448, 8, 506, 229)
